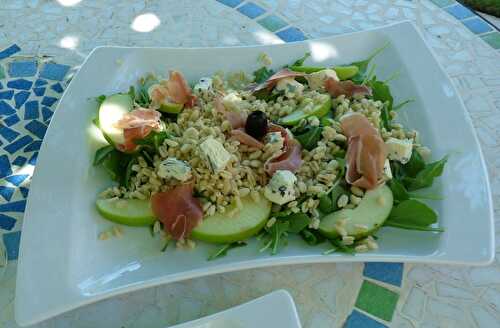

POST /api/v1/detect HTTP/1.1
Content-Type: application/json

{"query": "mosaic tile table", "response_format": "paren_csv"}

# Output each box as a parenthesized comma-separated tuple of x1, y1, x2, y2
(0, 0, 499, 327)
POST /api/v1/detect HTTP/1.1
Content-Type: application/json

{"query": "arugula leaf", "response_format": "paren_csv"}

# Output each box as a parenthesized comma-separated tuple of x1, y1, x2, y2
(388, 179, 409, 202)
(350, 42, 389, 74)
(128, 86, 136, 100)
(300, 229, 326, 246)
(253, 67, 275, 83)
(325, 239, 355, 255)
(295, 126, 323, 151)
(383, 221, 444, 232)
(208, 242, 247, 261)
(349, 42, 389, 83)
(134, 131, 171, 152)
(284, 213, 311, 234)
(402, 151, 426, 178)
(96, 95, 106, 104)
(93, 145, 114, 166)
(385, 199, 441, 232)
(330, 183, 347, 211)
(260, 221, 289, 255)
(318, 194, 334, 213)
(289, 66, 324, 73)
(406, 156, 447, 191)
(291, 52, 311, 66)
(102, 150, 134, 186)
(369, 80, 393, 130)
(393, 99, 414, 111)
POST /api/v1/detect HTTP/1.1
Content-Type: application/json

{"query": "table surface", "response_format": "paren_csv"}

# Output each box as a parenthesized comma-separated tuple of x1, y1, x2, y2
(0, 1, 499, 327)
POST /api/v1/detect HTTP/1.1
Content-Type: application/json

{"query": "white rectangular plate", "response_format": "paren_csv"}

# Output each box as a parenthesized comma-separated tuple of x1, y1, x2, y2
(167, 290, 301, 328)
(16, 22, 494, 326)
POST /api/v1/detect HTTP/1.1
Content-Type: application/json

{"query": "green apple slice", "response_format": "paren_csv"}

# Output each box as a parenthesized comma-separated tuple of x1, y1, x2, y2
(98, 93, 133, 146)
(96, 198, 156, 226)
(158, 102, 184, 114)
(319, 184, 393, 239)
(280, 94, 332, 126)
(192, 196, 271, 244)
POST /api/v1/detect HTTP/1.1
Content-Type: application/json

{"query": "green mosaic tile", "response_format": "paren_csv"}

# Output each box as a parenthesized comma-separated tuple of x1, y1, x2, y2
(481, 32, 500, 50)
(430, 0, 455, 7)
(258, 14, 288, 32)
(0, 64, 5, 79)
(355, 280, 399, 322)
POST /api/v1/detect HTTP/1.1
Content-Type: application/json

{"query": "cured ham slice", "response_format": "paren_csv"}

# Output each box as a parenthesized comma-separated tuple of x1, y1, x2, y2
(151, 183, 203, 240)
(230, 128, 264, 149)
(251, 69, 305, 92)
(214, 96, 247, 129)
(115, 108, 161, 152)
(264, 124, 302, 175)
(325, 78, 372, 98)
(340, 113, 386, 190)
(150, 71, 197, 108)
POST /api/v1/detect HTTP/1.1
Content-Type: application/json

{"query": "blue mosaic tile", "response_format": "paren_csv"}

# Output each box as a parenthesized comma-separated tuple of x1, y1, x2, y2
(24, 100, 39, 120)
(462, 17, 493, 34)
(5, 174, 29, 186)
(258, 14, 288, 32)
(41, 106, 53, 122)
(39, 63, 70, 81)
(0, 213, 16, 230)
(276, 27, 307, 42)
(0, 186, 15, 202)
(0, 90, 14, 100)
(25, 120, 47, 139)
(237, 2, 265, 19)
(445, 3, 474, 20)
(12, 156, 27, 167)
(0, 82, 3, 89)
(34, 79, 48, 87)
(0, 200, 26, 212)
(0, 125, 20, 142)
(8, 60, 37, 77)
(20, 187, 29, 198)
(24, 140, 41, 152)
(14, 91, 30, 109)
(4, 114, 20, 127)
(7, 78, 33, 90)
(0, 65, 4, 79)
(0, 155, 12, 178)
(363, 262, 404, 287)
(3, 230, 21, 260)
(345, 310, 388, 328)
(33, 87, 46, 97)
(41, 96, 58, 107)
(0, 100, 16, 115)
(0, 44, 21, 60)
(4, 135, 33, 154)
(216, 0, 243, 8)
(51, 83, 64, 93)
(28, 152, 38, 165)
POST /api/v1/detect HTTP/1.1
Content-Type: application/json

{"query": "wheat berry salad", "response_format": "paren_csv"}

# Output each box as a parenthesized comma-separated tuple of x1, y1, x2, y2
(92, 47, 447, 259)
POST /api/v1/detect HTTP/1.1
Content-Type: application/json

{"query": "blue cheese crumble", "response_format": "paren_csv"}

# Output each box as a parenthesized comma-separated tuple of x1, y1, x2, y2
(199, 137, 231, 173)
(386, 137, 413, 164)
(264, 170, 297, 205)
(157, 158, 192, 181)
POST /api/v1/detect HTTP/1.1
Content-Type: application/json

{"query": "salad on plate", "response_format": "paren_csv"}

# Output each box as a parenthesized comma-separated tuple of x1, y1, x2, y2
(92, 46, 447, 259)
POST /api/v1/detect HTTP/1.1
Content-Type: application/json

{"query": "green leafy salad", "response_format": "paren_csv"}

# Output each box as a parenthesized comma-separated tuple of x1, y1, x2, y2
(92, 44, 447, 260)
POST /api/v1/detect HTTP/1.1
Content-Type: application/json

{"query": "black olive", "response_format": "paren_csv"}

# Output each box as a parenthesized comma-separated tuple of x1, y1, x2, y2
(245, 110, 268, 139)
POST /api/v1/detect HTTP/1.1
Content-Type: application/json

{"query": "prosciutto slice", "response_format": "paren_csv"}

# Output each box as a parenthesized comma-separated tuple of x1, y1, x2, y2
(151, 183, 203, 240)
(115, 108, 161, 152)
(251, 69, 305, 92)
(230, 128, 264, 149)
(150, 71, 197, 108)
(214, 96, 247, 129)
(325, 78, 372, 98)
(264, 124, 302, 175)
(340, 113, 387, 190)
